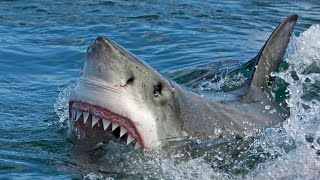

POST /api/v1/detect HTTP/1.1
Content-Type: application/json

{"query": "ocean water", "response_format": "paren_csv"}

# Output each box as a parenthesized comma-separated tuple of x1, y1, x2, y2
(1, 1, 319, 179)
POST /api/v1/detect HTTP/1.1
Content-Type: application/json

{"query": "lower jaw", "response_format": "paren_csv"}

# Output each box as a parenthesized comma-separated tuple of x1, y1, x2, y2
(68, 101, 144, 149)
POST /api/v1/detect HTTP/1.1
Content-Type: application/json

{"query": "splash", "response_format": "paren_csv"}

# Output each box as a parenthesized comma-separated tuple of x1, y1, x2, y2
(161, 157, 232, 180)
(54, 82, 76, 126)
(247, 24, 320, 179)
(197, 73, 247, 92)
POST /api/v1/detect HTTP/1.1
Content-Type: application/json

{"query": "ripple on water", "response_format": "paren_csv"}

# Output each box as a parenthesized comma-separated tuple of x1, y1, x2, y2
(1, 0, 320, 179)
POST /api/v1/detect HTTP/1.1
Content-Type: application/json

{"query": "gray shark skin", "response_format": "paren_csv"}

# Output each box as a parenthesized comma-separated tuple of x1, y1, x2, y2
(69, 15, 298, 149)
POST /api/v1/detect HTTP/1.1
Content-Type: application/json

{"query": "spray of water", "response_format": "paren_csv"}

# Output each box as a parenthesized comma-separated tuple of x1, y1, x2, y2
(246, 24, 320, 179)
(54, 82, 76, 126)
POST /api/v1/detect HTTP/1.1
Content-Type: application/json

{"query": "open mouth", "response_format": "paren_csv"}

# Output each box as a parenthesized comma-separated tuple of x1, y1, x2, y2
(69, 101, 143, 149)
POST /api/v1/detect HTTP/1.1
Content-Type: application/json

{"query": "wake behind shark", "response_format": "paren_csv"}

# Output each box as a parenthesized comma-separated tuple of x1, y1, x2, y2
(69, 15, 298, 149)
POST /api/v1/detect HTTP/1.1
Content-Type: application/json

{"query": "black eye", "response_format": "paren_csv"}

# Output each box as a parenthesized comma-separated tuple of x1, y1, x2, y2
(126, 77, 134, 85)
(153, 82, 162, 97)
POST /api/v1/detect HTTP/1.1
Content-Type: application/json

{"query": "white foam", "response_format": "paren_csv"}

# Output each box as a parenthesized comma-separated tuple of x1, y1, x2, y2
(248, 24, 320, 179)
(54, 82, 76, 125)
(197, 73, 247, 91)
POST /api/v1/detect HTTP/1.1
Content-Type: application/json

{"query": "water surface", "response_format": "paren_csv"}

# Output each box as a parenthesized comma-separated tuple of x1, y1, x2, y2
(0, 1, 319, 179)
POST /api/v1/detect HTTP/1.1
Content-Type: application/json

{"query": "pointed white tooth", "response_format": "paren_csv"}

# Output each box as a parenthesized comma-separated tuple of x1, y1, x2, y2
(112, 123, 119, 131)
(102, 119, 111, 130)
(72, 109, 76, 120)
(120, 127, 127, 137)
(76, 111, 82, 121)
(92, 116, 100, 127)
(83, 112, 89, 124)
(127, 134, 134, 145)
(134, 142, 141, 149)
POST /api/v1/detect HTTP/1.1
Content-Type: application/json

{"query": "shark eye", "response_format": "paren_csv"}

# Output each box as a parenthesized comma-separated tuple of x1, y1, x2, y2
(126, 77, 134, 85)
(153, 82, 162, 97)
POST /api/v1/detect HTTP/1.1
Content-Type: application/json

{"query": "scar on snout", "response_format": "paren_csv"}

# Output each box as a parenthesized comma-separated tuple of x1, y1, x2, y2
(115, 84, 125, 88)
(119, 83, 129, 91)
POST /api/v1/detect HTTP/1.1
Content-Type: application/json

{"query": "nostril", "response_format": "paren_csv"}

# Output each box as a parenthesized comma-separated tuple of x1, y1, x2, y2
(95, 36, 107, 45)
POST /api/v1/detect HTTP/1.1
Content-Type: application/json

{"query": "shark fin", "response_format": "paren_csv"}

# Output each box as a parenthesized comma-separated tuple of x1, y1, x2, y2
(243, 14, 298, 101)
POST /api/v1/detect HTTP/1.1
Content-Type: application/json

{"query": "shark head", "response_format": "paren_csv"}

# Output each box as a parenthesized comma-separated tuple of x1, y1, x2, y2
(69, 37, 184, 149)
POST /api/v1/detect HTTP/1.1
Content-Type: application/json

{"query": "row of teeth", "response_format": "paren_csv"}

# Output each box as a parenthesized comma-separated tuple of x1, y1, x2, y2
(71, 109, 141, 149)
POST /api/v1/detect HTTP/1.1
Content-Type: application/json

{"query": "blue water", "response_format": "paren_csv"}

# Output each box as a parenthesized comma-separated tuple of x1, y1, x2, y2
(1, 1, 320, 179)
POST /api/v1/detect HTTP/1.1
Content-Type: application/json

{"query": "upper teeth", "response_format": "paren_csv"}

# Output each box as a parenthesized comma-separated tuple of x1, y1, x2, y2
(102, 119, 111, 130)
(120, 127, 127, 137)
(134, 142, 141, 149)
(83, 112, 89, 124)
(72, 109, 76, 120)
(92, 115, 100, 127)
(76, 111, 82, 121)
(127, 134, 134, 145)
(71, 109, 139, 148)
(112, 123, 119, 131)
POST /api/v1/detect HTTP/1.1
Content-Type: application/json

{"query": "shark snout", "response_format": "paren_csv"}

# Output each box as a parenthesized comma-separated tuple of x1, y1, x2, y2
(86, 36, 111, 55)
(84, 36, 134, 82)
(95, 36, 108, 46)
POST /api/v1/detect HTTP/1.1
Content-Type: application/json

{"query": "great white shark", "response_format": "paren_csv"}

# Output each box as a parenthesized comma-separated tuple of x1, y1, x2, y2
(69, 15, 298, 149)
